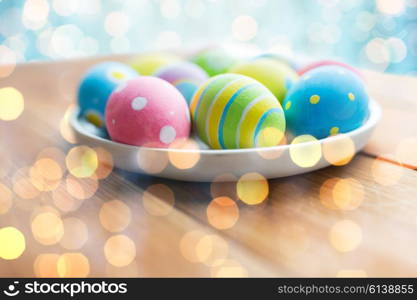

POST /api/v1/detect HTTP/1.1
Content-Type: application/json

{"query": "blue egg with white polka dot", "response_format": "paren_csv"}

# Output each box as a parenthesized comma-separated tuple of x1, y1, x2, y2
(77, 62, 139, 128)
(283, 65, 369, 139)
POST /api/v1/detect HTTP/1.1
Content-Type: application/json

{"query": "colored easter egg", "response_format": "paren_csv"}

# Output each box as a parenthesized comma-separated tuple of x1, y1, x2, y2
(77, 62, 138, 128)
(298, 60, 362, 77)
(228, 58, 298, 103)
(155, 61, 209, 104)
(253, 52, 301, 70)
(130, 53, 180, 76)
(283, 65, 369, 139)
(105, 77, 190, 148)
(191, 48, 239, 76)
(190, 74, 286, 149)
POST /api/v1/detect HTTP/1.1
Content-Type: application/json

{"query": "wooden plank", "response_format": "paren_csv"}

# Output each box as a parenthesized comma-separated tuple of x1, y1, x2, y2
(362, 70, 417, 168)
(138, 154, 417, 277)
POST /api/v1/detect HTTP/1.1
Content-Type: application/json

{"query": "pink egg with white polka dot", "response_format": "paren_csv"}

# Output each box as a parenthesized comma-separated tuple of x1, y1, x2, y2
(105, 76, 191, 148)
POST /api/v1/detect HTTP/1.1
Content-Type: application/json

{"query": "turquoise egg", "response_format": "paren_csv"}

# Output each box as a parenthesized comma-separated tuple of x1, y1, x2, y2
(283, 66, 369, 139)
(77, 62, 138, 127)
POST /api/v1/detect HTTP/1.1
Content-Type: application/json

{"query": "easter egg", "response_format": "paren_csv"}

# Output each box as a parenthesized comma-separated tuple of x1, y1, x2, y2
(154, 61, 209, 104)
(253, 53, 301, 70)
(190, 74, 286, 149)
(191, 48, 239, 76)
(283, 65, 369, 139)
(105, 76, 190, 148)
(130, 53, 180, 76)
(77, 62, 138, 128)
(298, 60, 362, 77)
(228, 58, 298, 103)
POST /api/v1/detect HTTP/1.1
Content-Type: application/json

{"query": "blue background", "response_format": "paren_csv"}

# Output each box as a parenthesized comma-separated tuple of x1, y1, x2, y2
(0, 0, 416, 75)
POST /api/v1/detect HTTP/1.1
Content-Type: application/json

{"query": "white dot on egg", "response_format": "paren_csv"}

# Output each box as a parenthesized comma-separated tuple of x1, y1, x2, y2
(115, 81, 128, 93)
(131, 97, 148, 111)
(160, 125, 176, 144)
(112, 119, 116, 125)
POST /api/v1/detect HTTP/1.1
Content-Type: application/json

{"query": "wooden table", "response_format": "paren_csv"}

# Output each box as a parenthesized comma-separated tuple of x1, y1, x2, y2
(1, 56, 417, 277)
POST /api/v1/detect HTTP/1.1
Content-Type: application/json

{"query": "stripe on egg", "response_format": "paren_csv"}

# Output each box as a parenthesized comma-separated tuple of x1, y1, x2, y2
(220, 86, 268, 149)
(216, 83, 258, 149)
(253, 108, 284, 147)
(206, 78, 254, 149)
(236, 96, 278, 148)
(190, 78, 211, 118)
(196, 77, 243, 145)
(192, 75, 236, 124)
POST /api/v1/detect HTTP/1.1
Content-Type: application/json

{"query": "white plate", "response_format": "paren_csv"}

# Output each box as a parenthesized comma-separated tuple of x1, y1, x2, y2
(70, 100, 381, 182)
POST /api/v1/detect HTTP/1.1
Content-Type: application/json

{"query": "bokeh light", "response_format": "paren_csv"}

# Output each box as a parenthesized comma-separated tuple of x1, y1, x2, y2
(195, 234, 229, 267)
(322, 135, 355, 166)
(168, 139, 200, 170)
(52, 182, 83, 212)
(104, 234, 136, 267)
(232, 15, 258, 41)
(22, 0, 50, 30)
(60, 217, 89, 250)
(160, 0, 181, 19)
(105, 11, 130, 37)
(65, 174, 98, 200)
(376, 0, 405, 15)
(257, 134, 287, 160)
(53, 0, 80, 16)
(93, 147, 114, 179)
(211, 259, 248, 278)
(142, 184, 175, 216)
(290, 135, 322, 168)
(180, 230, 230, 266)
(34, 253, 60, 277)
(137, 148, 169, 174)
(0, 87, 24, 121)
(206, 197, 239, 230)
(57, 252, 90, 277)
(257, 127, 285, 148)
(329, 219, 362, 252)
(31, 211, 64, 245)
(237, 173, 269, 205)
(36, 147, 66, 170)
(66, 146, 98, 178)
(99, 200, 132, 232)
(30, 158, 62, 191)
(320, 178, 364, 210)
(0, 227, 26, 260)
(179, 230, 207, 263)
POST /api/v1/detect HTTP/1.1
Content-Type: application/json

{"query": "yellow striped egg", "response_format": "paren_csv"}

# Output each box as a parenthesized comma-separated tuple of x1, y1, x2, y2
(190, 74, 286, 149)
